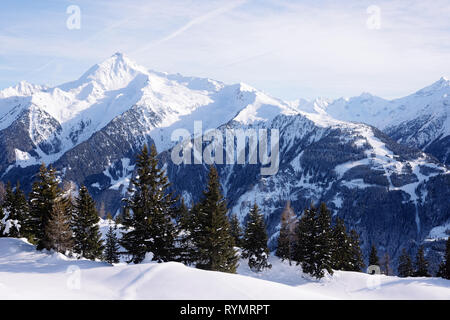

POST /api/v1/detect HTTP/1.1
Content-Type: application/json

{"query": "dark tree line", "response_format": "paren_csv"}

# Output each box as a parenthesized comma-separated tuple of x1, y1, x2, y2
(1, 144, 449, 280)
(276, 202, 364, 279)
(0, 165, 104, 261)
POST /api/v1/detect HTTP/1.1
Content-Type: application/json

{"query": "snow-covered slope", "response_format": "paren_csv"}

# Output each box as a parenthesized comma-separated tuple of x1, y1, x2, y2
(0, 53, 299, 171)
(0, 238, 448, 300)
(304, 77, 450, 164)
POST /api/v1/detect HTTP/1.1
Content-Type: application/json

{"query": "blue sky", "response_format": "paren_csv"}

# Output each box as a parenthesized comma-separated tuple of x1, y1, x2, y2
(0, 0, 449, 100)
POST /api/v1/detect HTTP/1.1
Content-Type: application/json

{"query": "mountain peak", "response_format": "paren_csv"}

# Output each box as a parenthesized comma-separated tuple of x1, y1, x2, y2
(68, 53, 149, 91)
(416, 77, 450, 95)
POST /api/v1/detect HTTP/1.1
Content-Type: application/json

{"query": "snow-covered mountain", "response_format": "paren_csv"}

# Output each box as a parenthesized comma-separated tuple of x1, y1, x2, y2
(302, 78, 450, 164)
(0, 53, 448, 273)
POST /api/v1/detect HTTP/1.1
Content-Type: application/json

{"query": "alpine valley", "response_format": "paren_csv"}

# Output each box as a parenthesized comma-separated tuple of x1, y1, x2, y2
(0, 53, 449, 272)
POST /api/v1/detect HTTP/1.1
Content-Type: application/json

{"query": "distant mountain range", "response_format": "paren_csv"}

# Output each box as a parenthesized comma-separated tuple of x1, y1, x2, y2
(0, 53, 448, 272)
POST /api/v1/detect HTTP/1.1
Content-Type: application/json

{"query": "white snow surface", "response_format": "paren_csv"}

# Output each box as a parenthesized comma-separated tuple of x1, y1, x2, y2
(0, 238, 449, 300)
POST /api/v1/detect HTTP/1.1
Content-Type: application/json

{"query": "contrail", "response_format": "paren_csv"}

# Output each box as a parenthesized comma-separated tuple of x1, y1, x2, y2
(132, 0, 247, 55)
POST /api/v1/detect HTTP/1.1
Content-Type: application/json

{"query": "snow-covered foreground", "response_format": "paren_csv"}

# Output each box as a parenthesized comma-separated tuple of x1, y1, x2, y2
(0, 238, 449, 300)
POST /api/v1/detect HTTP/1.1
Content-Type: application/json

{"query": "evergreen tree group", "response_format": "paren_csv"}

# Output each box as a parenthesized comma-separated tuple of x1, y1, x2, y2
(289, 202, 364, 279)
(0, 164, 104, 259)
(397, 248, 414, 277)
(1, 143, 446, 281)
(414, 246, 431, 277)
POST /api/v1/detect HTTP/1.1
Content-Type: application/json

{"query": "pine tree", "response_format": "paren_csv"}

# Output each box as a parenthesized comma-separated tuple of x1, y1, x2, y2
(397, 248, 414, 277)
(369, 244, 380, 267)
(121, 144, 177, 263)
(414, 246, 430, 277)
(229, 213, 243, 248)
(294, 202, 334, 279)
(72, 186, 104, 260)
(331, 217, 353, 271)
(45, 200, 74, 254)
(174, 199, 195, 265)
(28, 164, 63, 250)
(2, 182, 28, 238)
(276, 200, 297, 265)
(293, 204, 316, 272)
(437, 237, 450, 279)
(348, 229, 365, 272)
(314, 202, 334, 277)
(104, 225, 120, 264)
(242, 204, 271, 272)
(191, 166, 238, 273)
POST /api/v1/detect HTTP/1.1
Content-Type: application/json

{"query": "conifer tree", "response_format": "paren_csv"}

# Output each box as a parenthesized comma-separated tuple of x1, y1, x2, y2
(229, 213, 243, 248)
(175, 198, 195, 264)
(314, 202, 334, 277)
(2, 182, 28, 238)
(191, 166, 238, 273)
(348, 229, 365, 272)
(276, 200, 297, 265)
(294, 202, 334, 279)
(72, 186, 104, 260)
(28, 164, 63, 250)
(104, 225, 120, 264)
(369, 244, 380, 267)
(242, 204, 271, 272)
(331, 217, 352, 271)
(397, 248, 414, 277)
(414, 246, 430, 277)
(293, 204, 316, 272)
(121, 144, 177, 263)
(45, 200, 74, 254)
(437, 237, 450, 279)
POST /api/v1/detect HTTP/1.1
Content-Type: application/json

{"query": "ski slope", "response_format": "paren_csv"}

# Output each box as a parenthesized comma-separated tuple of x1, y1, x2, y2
(0, 238, 449, 300)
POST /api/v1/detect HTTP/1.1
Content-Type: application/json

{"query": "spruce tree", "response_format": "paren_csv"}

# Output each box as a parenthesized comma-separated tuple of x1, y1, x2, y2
(45, 200, 74, 254)
(229, 213, 243, 248)
(331, 217, 352, 271)
(414, 246, 430, 277)
(437, 237, 450, 279)
(276, 200, 297, 265)
(2, 182, 28, 238)
(191, 166, 238, 273)
(314, 202, 334, 277)
(121, 144, 177, 263)
(369, 245, 380, 267)
(242, 204, 271, 272)
(348, 229, 365, 272)
(293, 204, 316, 273)
(72, 186, 104, 260)
(28, 164, 63, 250)
(294, 202, 334, 279)
(175, 199, 195, 265)
(104, 225, 120, 264)
(397, 248, 414, 277)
